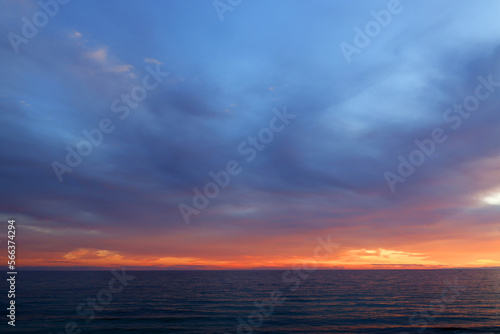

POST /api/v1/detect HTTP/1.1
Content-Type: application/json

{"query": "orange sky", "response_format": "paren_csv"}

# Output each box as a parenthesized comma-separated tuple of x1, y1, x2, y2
(8, 217, 500, 269)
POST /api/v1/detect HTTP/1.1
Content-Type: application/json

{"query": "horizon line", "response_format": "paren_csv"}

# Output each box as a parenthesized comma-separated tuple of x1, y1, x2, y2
(12, 267, 500, 271)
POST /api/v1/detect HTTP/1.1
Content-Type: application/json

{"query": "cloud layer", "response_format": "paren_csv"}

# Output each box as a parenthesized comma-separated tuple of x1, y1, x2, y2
(1, 0, 500, 269)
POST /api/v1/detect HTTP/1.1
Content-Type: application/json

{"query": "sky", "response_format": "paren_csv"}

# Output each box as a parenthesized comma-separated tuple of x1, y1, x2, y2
(1, 0, 500, 270)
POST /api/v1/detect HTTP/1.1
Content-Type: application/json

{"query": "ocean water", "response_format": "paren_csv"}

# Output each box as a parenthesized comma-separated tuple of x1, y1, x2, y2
(1, 269, 499, 333)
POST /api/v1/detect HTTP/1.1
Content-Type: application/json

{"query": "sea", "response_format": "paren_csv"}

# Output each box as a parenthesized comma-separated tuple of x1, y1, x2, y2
(1, 269, 499, 333)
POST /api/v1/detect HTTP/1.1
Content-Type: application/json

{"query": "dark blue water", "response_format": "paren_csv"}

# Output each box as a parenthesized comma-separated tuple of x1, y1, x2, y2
(1, 270, 499, 333)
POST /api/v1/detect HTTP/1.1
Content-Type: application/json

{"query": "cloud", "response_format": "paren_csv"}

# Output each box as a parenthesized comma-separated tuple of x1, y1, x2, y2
(1, 0, 500, 269)
(339, 248, 438, 266)
(70, 31, 82, 39)
(63, 249, 90, 260)
(108, 64, 134, 73)
(144, 57, 162, 65)
(86, 48, 107, 62)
